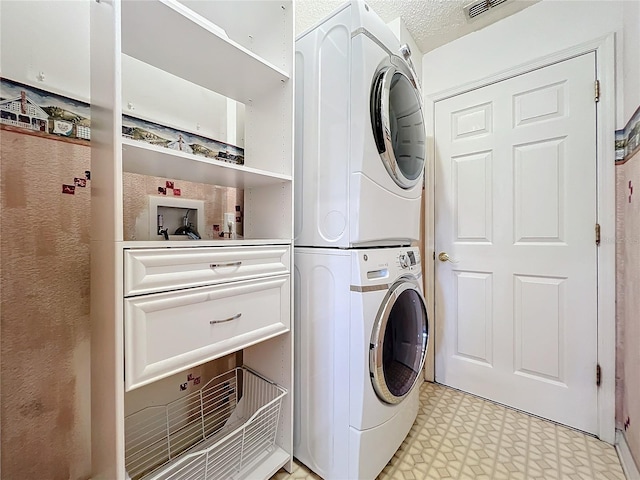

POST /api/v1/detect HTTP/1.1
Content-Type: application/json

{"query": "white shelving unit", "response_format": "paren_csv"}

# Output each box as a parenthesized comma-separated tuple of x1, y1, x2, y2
(90, 0, 294, 478)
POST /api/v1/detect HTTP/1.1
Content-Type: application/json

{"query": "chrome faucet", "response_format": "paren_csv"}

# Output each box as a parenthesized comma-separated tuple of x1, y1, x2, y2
(157, 214, 169, 240)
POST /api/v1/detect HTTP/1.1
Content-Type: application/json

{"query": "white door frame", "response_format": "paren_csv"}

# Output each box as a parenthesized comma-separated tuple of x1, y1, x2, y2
(423, 34, 616, 444)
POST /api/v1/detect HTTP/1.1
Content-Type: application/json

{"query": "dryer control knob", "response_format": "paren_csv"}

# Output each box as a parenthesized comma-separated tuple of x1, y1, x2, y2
(399, 254, 410, 268)
(399, 43, 412, 60)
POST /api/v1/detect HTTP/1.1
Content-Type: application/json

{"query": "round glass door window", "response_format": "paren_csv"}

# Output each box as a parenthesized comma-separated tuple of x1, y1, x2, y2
(371, 58, 426, 189)
(369, 279, 428, 404)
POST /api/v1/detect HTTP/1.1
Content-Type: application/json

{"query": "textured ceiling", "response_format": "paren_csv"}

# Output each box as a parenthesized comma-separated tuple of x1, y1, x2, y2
(296, 0, 539, 53)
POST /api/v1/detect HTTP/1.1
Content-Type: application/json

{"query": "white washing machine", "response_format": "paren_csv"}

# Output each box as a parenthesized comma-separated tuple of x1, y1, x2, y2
(294, 246, 428, 479)
(294, 1, 426, 248)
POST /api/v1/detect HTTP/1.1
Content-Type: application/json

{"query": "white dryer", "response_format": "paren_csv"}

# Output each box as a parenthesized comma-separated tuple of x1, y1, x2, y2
(294, 1, 426, 248)
(294, 246, 428, 479)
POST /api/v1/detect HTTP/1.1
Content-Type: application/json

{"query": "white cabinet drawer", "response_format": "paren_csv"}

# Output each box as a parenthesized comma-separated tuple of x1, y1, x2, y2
(124, 245, 290, 296)
(124, 274, 290, 391)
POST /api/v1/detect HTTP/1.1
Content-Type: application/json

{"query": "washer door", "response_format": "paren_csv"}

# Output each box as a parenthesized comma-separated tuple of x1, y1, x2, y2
(370, 57, 426, 189)
(369, 278, 428, 404)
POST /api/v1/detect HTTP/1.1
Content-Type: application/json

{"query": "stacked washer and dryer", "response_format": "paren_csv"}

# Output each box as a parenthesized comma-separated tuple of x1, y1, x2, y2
(294, 2, 429, 479)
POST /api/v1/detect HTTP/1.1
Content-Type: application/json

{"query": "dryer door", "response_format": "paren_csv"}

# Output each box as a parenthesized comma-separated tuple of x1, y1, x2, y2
(371, 57, 426, 189)
(369, 277, 428, 404)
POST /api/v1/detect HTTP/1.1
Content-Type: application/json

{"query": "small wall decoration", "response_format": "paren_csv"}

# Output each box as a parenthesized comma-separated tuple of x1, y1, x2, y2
(180, 372, 202, 391)
(74, 178, 87, 187)
(0, 78, 91, 142)
(62, 184, 76, 195)
(616, 105, 640, 164)
(122, 114, 244, 165)
(160, 180, 182, 196)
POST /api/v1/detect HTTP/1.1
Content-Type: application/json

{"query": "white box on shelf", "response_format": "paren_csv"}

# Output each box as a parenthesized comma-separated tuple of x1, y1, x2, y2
(223, 212, 236, 238)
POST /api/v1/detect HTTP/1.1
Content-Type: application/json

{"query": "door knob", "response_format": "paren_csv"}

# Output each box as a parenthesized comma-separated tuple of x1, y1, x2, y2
(438, 252, 457, 263)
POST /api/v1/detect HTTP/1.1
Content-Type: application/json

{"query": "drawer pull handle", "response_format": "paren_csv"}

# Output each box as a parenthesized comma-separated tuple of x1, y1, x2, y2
(210, 313, 242, 325)
(210, 261, 242, 268)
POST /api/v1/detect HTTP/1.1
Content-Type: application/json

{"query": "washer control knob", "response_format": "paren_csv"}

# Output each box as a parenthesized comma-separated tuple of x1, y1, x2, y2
(399, 254, 410, 268)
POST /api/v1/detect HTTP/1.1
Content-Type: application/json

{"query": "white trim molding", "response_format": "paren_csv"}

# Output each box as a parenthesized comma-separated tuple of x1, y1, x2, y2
(617, 429, 640, 480)
(423, 129, 436, 382)
(424, 33, 617, 443)
(595, 33, 617, 446)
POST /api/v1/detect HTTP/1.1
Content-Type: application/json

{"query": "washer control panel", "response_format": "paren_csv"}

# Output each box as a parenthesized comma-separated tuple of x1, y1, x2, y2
(356, 246, 422, 285)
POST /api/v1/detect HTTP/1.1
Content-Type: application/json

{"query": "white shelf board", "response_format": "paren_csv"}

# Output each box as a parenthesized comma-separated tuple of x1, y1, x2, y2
(178, 0, 293, 72)
(122, 139, 291, 188)
(121, 239, 292, 249)
(121, 0, 289, 104)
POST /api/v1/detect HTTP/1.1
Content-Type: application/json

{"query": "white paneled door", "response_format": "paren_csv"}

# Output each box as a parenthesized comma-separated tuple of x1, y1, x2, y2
(434, 53, 598, 433)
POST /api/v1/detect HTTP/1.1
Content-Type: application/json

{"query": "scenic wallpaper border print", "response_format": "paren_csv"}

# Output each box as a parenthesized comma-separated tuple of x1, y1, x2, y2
(616, 104, 640, 164)
(0, 77, 245, 166)
(122, 115, 244, 165)
(0, 78, 91, 142)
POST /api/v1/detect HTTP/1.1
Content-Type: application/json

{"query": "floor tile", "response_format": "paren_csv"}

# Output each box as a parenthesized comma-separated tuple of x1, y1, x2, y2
(271, 383, 625, 480)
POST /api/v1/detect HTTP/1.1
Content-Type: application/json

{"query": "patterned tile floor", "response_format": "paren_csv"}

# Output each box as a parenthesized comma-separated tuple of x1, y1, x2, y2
(273, 382, 625, 480)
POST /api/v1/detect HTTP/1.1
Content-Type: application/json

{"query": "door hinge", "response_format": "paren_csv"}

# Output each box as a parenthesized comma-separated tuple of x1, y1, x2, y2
(433, 251, 436, 260)
(596, 364, 602, 387)
(595, 223, 601, 246)
(595, 80, 600, 103)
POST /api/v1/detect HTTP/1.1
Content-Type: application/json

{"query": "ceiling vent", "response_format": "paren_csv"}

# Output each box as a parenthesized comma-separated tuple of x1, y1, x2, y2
(464, 0, 510, 20)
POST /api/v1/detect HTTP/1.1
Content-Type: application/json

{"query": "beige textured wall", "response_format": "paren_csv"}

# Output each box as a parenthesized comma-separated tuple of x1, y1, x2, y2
(0, 129, 246, 478)
(1, 130, 92, 479)
(621, 0, 640, 468)
(617, 151, 640, 468)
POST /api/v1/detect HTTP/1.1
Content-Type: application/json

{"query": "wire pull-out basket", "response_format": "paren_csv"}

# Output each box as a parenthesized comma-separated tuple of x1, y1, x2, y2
(125, 367, 287, 480)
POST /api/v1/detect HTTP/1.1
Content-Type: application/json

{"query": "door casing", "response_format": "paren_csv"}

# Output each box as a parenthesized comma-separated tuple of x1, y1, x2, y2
(423, 34, 616, 444)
